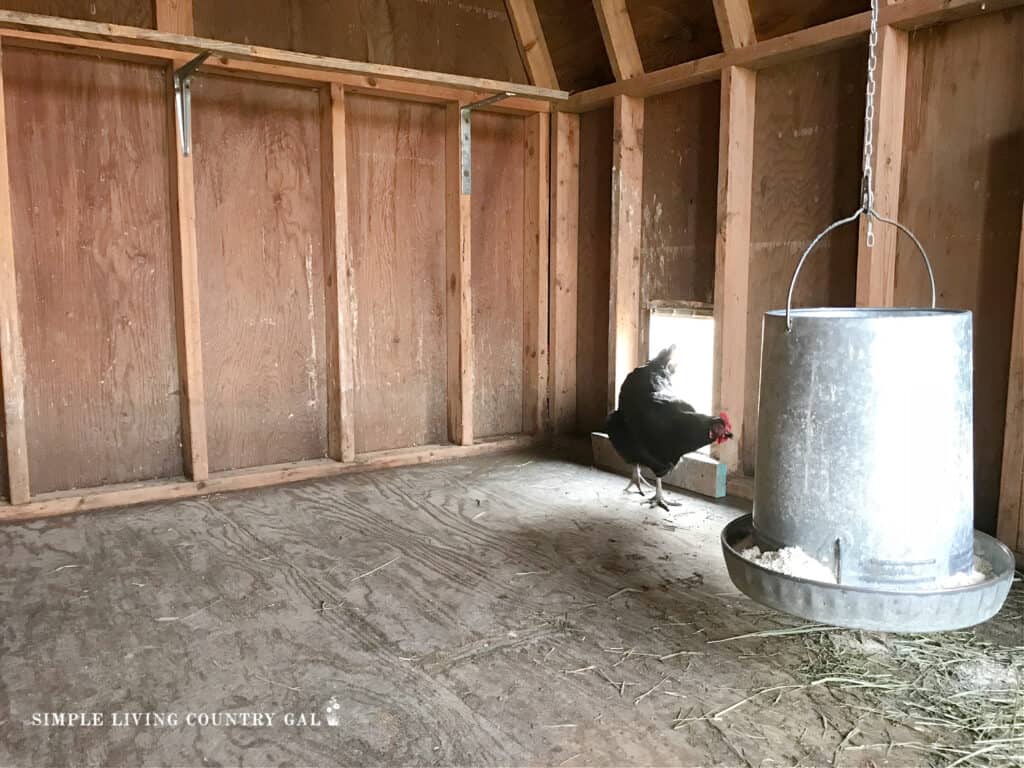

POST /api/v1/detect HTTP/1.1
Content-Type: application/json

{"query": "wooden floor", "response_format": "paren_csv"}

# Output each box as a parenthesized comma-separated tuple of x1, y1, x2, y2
(0, 450, 1020, 766)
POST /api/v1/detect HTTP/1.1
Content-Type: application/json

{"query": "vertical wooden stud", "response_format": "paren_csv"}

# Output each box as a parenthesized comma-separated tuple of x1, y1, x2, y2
(550, 111, 579, 434)
(607, 94, 644, 410)
(0, 42, 29, 504)
(321, 84, 356, 462)
(166, 62, 209, 481)
(524, 111, 550, 434)
(155, 0, 193, 35)
(856, 25, 908, 308)
(998, 202, 1024, 556)
(712, 66, 756, 472)
(446, 103, 473, 445)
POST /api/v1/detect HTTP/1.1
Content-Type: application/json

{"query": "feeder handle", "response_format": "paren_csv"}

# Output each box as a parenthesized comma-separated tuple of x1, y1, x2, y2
(785, 207, 937, 331)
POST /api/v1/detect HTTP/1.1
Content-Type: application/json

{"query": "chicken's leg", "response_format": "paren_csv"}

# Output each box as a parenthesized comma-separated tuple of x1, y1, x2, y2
(624, 465, 653, 496)
(646, 477, 681, 510)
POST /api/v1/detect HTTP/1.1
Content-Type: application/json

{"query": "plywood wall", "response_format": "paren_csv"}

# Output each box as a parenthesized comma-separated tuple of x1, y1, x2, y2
(626, 0, 722, 72)
(897, 10, 1024, 533)
(5, 47, 181, 493)
(193, 75, 328, 473)
(576, 106, 613, 434)
(639, 82, 720, 354)
(536, 0, 613, 92)
(194, 0, 526, 84)
(0, 0, 153, 27)
(472, 112, 526, 439)
(743, 46, 866, 474)
(346, 94, 448, 454)
(751, 0, 868, 41)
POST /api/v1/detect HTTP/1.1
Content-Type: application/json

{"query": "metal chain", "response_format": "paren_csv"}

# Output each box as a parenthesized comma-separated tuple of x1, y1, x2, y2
(862, 0, 880, 246)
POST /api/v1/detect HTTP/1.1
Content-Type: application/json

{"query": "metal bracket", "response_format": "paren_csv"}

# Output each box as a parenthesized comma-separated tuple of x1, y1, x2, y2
(173, 52, 211, 157)
(459, 92, 515, 194)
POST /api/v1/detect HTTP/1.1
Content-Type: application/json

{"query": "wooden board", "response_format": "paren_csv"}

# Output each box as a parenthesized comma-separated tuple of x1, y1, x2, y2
(639, 82, 720, 355)
(472, 111, 527, 439)
(897, 10, 1024, 534)
(593, 0, 644, 80)
(193, 0, 527, 84)
(743, 47, 866, 475)
(5, 48, 181, 493)
(535, 0, 614, 92)
(591, 431, 727, 497)
(0, 0, 153, 27)
(626, 0, 723, 71)
(193, 75, 327, 472)
(504, 0, 559, 88)
(751, 0, 868, 41)
(346, 94, 448, 453)
(576, 106, 613, 434)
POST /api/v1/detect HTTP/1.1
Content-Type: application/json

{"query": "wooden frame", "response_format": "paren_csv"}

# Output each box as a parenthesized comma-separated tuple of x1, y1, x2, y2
(504, 0, 558, 89)
(446, 103, 474, 446)
(607, 94, 644, 410)
(524, 112, 550, 433)
(550, 112, 580, 434)
(592, 0, 644, 81)
(712, 0, 756, 51)
(711, 66, 755, 473)
(154, 0, 192, 36)
(998, 203, 1024, 557)
(856, 25, 908, 307)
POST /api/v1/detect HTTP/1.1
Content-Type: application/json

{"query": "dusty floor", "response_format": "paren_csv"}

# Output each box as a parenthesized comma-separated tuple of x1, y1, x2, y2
(0, 450, 1020, 767)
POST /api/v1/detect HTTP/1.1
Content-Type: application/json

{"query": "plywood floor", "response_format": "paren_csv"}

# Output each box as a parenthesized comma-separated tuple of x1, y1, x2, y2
(0, 451, 1020, 766)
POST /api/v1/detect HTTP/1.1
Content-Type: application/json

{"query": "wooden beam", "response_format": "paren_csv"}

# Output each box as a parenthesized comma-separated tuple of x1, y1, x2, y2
(607, 94, 644, 410)
(592, 0, 644, 81)
(524, 112, 550, 434)
(0, 435, 541, 523)
(997, 203, 1024, 556)
(712, 0, 757, 51)
(550, 111, 580, 434)
(321, 85, 356, 462)
(884, 0, 1024, 29)
(504, 0, 559, 90)
(165, 63, 209, 482)
(446, 104, 473, 445)
(0, 10, 568, 103)
(154, 0, 192, 35)
(856, 25, 908, 308)
(0, 41, 29, 504)
(711, 66, 756, 473)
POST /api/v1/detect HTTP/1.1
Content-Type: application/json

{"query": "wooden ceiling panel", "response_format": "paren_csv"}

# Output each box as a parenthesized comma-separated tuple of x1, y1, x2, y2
(535, 0, 614, 92)
(751, 0, 869, 40)
(626, 0, 722, 71)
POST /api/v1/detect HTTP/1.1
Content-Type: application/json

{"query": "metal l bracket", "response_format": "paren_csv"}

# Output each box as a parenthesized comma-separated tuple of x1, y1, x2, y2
(459, 92, 515, 194)
(173, 52, 211, 157)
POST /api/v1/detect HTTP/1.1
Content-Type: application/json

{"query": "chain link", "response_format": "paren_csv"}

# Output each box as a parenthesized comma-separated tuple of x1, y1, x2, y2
(862, 0, 880, 245)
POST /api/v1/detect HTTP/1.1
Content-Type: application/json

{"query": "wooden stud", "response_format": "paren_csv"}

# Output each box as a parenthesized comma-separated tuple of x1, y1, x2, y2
(446, 103, 473, 446)
(154, 0, 193, 35)
(524, 112, 550, 434)
(0, 11, 567, 103)
(998, 203, 1024, 555)
(711, 66, 756, 473)
(165, 62, 209, 482)
(550, 111, 580, 434)
(503, 0, 559, 90)
(856, 25, 908, 308)
(592, 0, 644, 81)
(0, 435, 540, 523)
(0, 42, 29, 504)
(321, 85, 356, 462)
(607, 94, 644, 410)
(712, 0, 757, 51)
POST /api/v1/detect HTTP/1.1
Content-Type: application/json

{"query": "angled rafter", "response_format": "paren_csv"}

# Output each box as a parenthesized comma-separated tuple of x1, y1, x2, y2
(504, 0, 559, 89)
(712, 0, 757, 51)
(592, 0, 644, 81)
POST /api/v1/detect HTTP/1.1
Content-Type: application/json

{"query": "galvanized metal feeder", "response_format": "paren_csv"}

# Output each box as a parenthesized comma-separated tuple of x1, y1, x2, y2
(720, 0, 1015, 632)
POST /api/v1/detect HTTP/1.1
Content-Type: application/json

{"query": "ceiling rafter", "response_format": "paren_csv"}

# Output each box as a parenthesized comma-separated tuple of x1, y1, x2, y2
(592, 0, 644, 80)
(712, 0, 756, 51)
(503, 0, 559, 89)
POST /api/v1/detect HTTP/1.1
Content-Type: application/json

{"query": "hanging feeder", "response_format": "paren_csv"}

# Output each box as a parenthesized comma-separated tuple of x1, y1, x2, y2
(720, 0, 1015, 632)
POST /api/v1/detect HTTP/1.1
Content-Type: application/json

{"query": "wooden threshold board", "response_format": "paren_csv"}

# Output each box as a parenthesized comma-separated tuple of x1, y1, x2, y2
(0, 435, 540, 523)
(591, 432, 727, 499)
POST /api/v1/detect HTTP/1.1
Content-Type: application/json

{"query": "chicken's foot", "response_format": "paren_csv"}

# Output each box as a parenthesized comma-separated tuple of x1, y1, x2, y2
(646, 477, 681, 510)
(624, 465, 653, 496)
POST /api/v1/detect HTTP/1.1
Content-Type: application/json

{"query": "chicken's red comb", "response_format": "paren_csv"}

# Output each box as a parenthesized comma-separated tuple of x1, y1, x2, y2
(719, 411, 732, 430)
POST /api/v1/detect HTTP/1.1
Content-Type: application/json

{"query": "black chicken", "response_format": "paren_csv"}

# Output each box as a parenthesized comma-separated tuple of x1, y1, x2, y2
(606, 345, 733, 510)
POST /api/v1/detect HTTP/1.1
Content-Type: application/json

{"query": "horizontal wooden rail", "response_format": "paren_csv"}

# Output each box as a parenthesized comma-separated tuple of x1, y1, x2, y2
(0, 10, 567, 111)
(0, 435, 541, 523)
(565, 0, 1024, 112)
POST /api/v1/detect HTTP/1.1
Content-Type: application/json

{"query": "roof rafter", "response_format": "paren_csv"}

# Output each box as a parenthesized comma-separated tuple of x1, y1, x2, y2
(504, 0, 559, 89)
